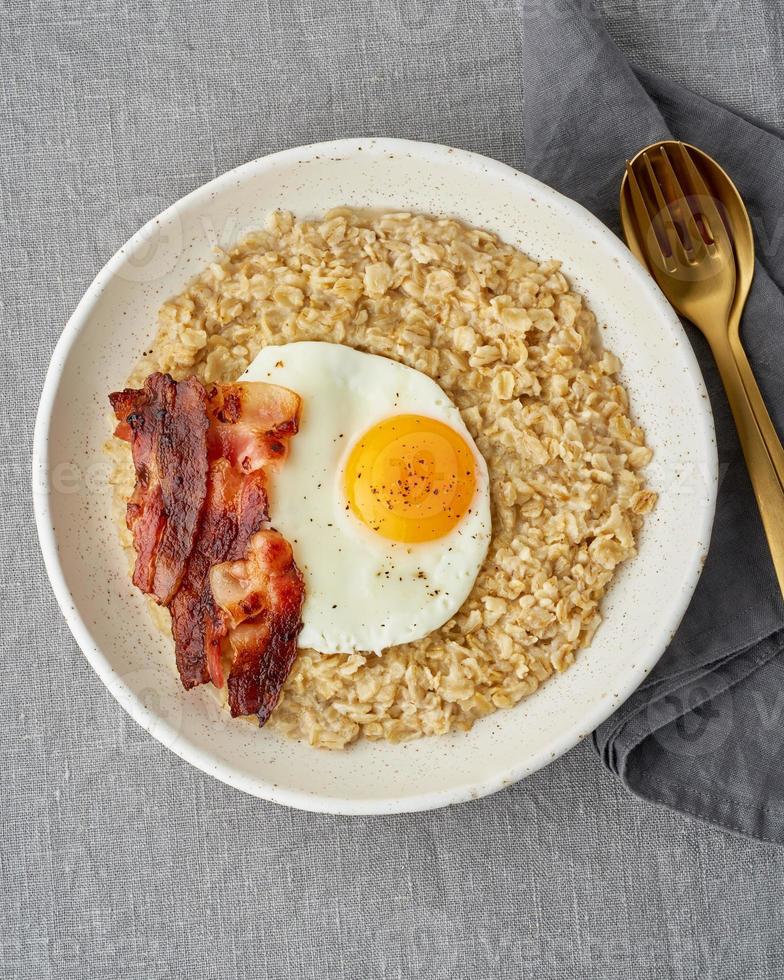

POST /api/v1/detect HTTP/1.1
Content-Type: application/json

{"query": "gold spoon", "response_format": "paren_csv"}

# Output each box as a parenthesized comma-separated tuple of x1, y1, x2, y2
(620, 140, 784, 596)
(621, 140, 784, 489)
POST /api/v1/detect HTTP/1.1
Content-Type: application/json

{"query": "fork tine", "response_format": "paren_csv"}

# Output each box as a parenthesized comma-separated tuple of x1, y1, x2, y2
(674, 142, 734, 255)
(624, 161, 670, 272)
(631, 158, 663, 235)
(640, 152, 689, 265)
(657, 146, 705, 255)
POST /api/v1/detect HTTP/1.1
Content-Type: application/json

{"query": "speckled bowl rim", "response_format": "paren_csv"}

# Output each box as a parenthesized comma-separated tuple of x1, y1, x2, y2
(32, 138, 717, 814)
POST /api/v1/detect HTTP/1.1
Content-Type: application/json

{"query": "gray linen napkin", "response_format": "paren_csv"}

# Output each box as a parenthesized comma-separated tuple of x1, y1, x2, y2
(521, 0, 784, 841)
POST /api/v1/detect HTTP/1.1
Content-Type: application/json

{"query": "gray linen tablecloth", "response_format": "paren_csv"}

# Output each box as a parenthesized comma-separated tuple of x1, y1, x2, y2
(3, 1, 784, 978)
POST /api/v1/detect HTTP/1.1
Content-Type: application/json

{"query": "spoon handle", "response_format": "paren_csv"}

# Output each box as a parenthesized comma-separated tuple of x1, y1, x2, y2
(728, 316, 784, 493)
(709, 332, 784, 597)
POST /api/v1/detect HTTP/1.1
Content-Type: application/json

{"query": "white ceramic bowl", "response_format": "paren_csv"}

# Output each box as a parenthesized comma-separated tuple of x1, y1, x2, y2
(33, 138, 717, 814)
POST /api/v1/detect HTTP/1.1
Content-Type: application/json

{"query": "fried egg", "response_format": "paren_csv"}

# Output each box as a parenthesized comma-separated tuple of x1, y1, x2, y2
(241, 341, 491, 653)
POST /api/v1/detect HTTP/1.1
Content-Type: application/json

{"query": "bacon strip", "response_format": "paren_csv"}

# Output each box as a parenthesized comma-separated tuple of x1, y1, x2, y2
(210, 530, 305, 721)
(109, 374, 209, 604)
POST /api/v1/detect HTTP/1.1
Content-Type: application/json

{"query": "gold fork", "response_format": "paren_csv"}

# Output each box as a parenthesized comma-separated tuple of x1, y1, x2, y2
(621, 141, 784, 596)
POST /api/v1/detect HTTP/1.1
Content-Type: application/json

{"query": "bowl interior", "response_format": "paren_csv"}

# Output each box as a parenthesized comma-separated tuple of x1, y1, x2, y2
(34, 138, 716, 813)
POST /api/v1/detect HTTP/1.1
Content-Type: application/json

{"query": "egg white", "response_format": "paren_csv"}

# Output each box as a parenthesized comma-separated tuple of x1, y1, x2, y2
(241, 341, 492, 654)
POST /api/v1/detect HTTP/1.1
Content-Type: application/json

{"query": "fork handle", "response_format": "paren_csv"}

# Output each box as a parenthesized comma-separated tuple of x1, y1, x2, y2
(710, 335, 784, 597)
(728, 315, 784, 493)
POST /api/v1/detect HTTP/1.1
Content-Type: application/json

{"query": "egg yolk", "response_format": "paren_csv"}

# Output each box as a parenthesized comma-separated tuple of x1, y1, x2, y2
(344, 414, 477, 543)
